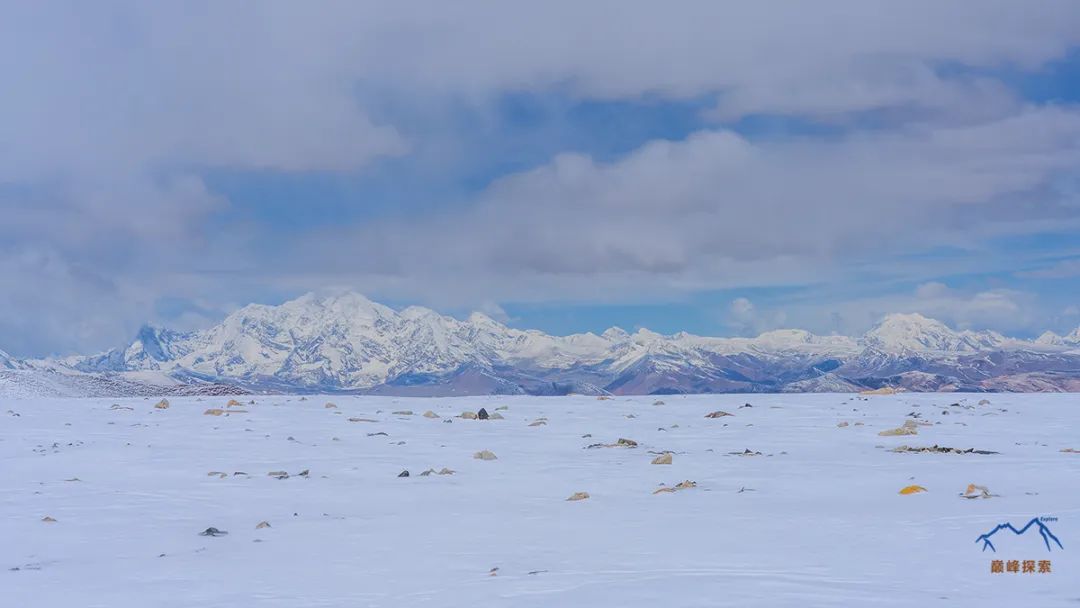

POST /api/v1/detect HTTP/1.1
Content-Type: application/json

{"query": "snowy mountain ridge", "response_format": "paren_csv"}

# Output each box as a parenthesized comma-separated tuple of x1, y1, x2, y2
(4, 292, 1080, 396)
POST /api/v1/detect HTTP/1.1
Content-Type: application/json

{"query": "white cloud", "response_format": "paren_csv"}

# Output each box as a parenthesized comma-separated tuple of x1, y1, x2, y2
(294, 107, 1080, 304)
(726, 297, 787, 336)
(2, 2, 1080, 353)
(1018, 259, 1080, 279)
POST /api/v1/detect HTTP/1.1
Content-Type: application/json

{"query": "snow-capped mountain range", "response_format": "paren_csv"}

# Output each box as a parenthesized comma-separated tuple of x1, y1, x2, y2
(3, 292, 1079, 397)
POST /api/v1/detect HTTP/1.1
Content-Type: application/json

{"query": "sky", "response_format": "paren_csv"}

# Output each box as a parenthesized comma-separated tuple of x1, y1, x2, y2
(2, 1, 1080, 357)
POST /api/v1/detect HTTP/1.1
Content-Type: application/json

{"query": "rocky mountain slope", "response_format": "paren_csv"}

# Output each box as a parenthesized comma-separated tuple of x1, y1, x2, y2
(4, 293, 1080, 396)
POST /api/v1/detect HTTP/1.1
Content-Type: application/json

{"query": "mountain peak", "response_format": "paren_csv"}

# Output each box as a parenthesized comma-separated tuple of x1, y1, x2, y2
(1036, 331, 1064, 346)
(862, 313, 964, 352)
(15, 293, 1079, 396)
(0, 347, 22, 370)
(602, 327, 630, 342)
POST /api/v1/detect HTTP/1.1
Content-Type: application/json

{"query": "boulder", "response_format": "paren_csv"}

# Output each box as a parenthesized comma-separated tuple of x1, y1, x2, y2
(473, 450, 498, 461)
(960, 484, 995, 499)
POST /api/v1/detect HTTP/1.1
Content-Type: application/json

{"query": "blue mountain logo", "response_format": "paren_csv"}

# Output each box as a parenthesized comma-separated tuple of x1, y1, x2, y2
(976, 517, 1063, 553)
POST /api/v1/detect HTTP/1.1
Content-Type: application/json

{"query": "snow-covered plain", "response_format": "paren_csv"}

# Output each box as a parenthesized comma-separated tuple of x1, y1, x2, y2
(3, 393, 1078, 607)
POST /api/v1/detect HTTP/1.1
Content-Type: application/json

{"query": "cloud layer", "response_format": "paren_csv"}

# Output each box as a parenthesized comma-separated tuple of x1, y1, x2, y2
(2, 2, 1080, 354)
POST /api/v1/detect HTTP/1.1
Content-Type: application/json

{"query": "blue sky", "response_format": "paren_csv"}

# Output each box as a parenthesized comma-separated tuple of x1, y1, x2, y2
(2, 3, 1080, 356)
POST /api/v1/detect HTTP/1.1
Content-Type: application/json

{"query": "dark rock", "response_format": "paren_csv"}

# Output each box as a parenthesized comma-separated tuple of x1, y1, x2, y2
(199, 527, 228, 537)
(477, 408, 490, 420)
(398, 470, 410, 477)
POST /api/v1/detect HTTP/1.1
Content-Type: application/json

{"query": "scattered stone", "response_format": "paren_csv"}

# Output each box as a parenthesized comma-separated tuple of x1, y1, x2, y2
(109, 404, 133, 411)
(651, 453, 673, 465)
(460, 411, 478, 420)
(477, 408, 490, 420)
(705, 410, 733, 418)
(978, 399, 991, 406)
(207, 471, 227, 479)
(64, 477, 81, 482)
(41, 516, 57, 523)
(474, 450, 498, 461)
(367, 432, 389, 437)
(586, 437, 638, 449)
(347, 418, 377, 423)
(489, 567, 499, 576)
(898, 485, 927, 495)
(495, 406, 509, 411)
(960, 484, 997, 499)
(653, 400, 665, 406)
(419, 469, 435, 476)
(268, 471, 289, 479)
(203, 409, 225, 416)
(596, 395, 612, 401)
(837, 421, 849, 428)
(297, 469, 310, 477)
(729, 448, 762, 456)
(878, 420, 919, 436)
(199, 527, 228, 537)
(528, 420, 547, 427)
(437, 468, 455, 475)
(256, 521, 271, 529)
(625, 414, 636, 419)
(153, 399, 170, 410)
(489, 412, 504, 420)
(398, 470, 410, 478)
(1061, 448, 1079, 453)
(891, 445, 999, 455)
(422, 411, 440, 418)
(741, 403, 753, 408)
(566, 491, 590, 501)
(392, 410, 413, 416)
(325, 403, 338, 409)
(653, 480, 697, 494)
(226, 399, 242, 407)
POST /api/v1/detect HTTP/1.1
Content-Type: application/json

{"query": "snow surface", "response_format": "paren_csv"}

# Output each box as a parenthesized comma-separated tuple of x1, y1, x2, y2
(3, 393, 1079, 607)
